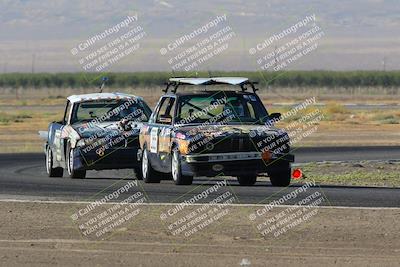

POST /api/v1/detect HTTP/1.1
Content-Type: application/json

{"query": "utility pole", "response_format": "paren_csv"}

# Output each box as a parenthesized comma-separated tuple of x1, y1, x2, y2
(31, 53, 36, 73)
(382, 56, 386, 71)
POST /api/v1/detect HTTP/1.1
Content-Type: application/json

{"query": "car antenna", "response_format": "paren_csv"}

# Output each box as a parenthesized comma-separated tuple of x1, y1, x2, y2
(99, 77, 108, 93)
(205, 70, 213, 91)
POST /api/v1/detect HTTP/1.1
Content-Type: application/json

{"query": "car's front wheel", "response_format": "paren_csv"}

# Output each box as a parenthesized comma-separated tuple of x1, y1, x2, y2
(141, 148, 161, 183)
(237, 174, 257, 186)
(67, 147, 86, 179)
(171, 149, 193, 185)
(269, 168, 291, 187)
(46, 146, 63, 177)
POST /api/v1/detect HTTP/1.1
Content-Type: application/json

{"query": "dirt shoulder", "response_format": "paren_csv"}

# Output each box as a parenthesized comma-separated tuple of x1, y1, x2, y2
(1, 109, 400, 153)
(1, 89, 400, 152)
(1, 201, 400, 266)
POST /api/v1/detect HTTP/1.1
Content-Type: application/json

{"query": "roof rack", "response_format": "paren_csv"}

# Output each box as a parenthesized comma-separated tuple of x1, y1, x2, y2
(99, 77, 109, 93)
(162, 77, 259, 94)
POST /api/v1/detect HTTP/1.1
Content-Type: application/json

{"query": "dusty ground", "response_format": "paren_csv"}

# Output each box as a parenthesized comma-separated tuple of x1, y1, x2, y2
(1, 201, 400, 266)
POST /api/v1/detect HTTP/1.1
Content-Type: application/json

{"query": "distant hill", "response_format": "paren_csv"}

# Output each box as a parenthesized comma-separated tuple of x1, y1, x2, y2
(0, 0, 399, 72)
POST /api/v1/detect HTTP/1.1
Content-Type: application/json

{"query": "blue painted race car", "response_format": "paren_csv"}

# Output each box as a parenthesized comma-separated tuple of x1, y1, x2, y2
(39, 92, 152, 179)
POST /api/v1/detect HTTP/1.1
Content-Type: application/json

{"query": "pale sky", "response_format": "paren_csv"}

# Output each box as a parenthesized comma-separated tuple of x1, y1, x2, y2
(0, 0, 399, 72)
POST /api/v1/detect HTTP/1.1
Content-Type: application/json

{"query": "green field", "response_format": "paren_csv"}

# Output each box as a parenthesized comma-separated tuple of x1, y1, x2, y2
(1, 71, 400, 89)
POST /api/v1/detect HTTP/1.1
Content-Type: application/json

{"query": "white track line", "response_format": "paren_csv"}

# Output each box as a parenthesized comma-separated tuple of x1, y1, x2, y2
(1, 198, 399, 210)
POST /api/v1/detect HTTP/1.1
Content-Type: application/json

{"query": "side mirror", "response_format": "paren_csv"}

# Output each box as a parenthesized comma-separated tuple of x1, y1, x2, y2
(158, 115, 172, 124)
(269, 113, 282, 121)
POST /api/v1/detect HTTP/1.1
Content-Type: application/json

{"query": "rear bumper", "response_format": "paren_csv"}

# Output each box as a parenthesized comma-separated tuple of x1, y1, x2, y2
(74, 146, 139, 170)
(181, 152, 294, 177)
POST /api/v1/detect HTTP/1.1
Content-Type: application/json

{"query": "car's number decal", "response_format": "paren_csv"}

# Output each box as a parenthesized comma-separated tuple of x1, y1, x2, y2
(158, 128, 171, 152)
(150, 127, 159, 153)
(54, 129, 62, 161)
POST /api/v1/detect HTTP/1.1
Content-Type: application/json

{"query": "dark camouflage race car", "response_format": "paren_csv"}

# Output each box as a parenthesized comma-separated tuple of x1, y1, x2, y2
(139, 77, 294, 186)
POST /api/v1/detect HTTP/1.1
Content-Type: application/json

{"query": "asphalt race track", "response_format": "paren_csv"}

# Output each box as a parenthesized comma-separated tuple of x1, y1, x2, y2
(0, 146, 400, 207)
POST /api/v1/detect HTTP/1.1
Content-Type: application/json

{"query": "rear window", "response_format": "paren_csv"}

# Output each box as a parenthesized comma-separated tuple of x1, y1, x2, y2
(71, 99, 151, 124)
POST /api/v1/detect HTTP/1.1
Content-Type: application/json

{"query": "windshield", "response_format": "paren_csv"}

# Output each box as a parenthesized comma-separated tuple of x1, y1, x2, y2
(175, 93, 268, 125)
(71, 99, 151, 124)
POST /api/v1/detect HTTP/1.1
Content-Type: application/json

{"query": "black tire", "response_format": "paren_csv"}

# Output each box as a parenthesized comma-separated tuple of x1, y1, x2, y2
(161, 172, 173, 180)
(269, 168, 291, 187)
(67, 146, 86, 179)
(141, 148, 161, 183)
(237, 174, 257, 186)
(133, 166, 143, 180)
(46, 146, 63, 177)
(171, 149, 193, 185)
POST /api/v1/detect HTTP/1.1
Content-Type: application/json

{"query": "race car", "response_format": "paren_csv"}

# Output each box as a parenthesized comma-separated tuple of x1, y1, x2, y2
(40, 92, 152, 179)
(139, 77, 295, 186)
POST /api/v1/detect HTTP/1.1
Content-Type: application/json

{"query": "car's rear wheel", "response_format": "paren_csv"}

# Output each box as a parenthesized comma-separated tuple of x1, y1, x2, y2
(46, 146, 63, 177)
(67, 147, 86, 179)
(141, 148, 161, 183)
(171, 149, 193, 185)
(133, 166, 143, 180)
(237, 174, 257, 186)
(269, 168, 291, 187)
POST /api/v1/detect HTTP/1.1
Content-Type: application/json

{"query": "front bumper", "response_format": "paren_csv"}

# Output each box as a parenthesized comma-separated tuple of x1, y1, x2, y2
(73, 146, 139, 171)
(181, 151, 294, 177)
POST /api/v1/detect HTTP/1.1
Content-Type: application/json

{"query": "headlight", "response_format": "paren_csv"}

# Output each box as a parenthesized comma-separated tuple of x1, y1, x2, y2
(262, 150, 272, 160)
(178, 139, 190, 155)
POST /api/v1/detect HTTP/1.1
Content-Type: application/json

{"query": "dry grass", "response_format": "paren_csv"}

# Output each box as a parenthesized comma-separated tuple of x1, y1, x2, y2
(0, 87, 400, 152)
(0, 112, 32, 124)
(300, 161, 400, 187)
(2, 86, 400, 105)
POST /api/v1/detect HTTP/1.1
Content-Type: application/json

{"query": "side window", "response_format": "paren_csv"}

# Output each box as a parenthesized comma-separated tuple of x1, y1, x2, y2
(246, 101, 256, 118)
(63, 101, 72, 124)
(149, 98, 163, 123)
(156, 97, 175, 124)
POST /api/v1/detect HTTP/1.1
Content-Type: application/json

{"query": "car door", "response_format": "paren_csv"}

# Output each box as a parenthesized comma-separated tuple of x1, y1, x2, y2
(53, 100, 73, 164)
(147, 96, 176, 172)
